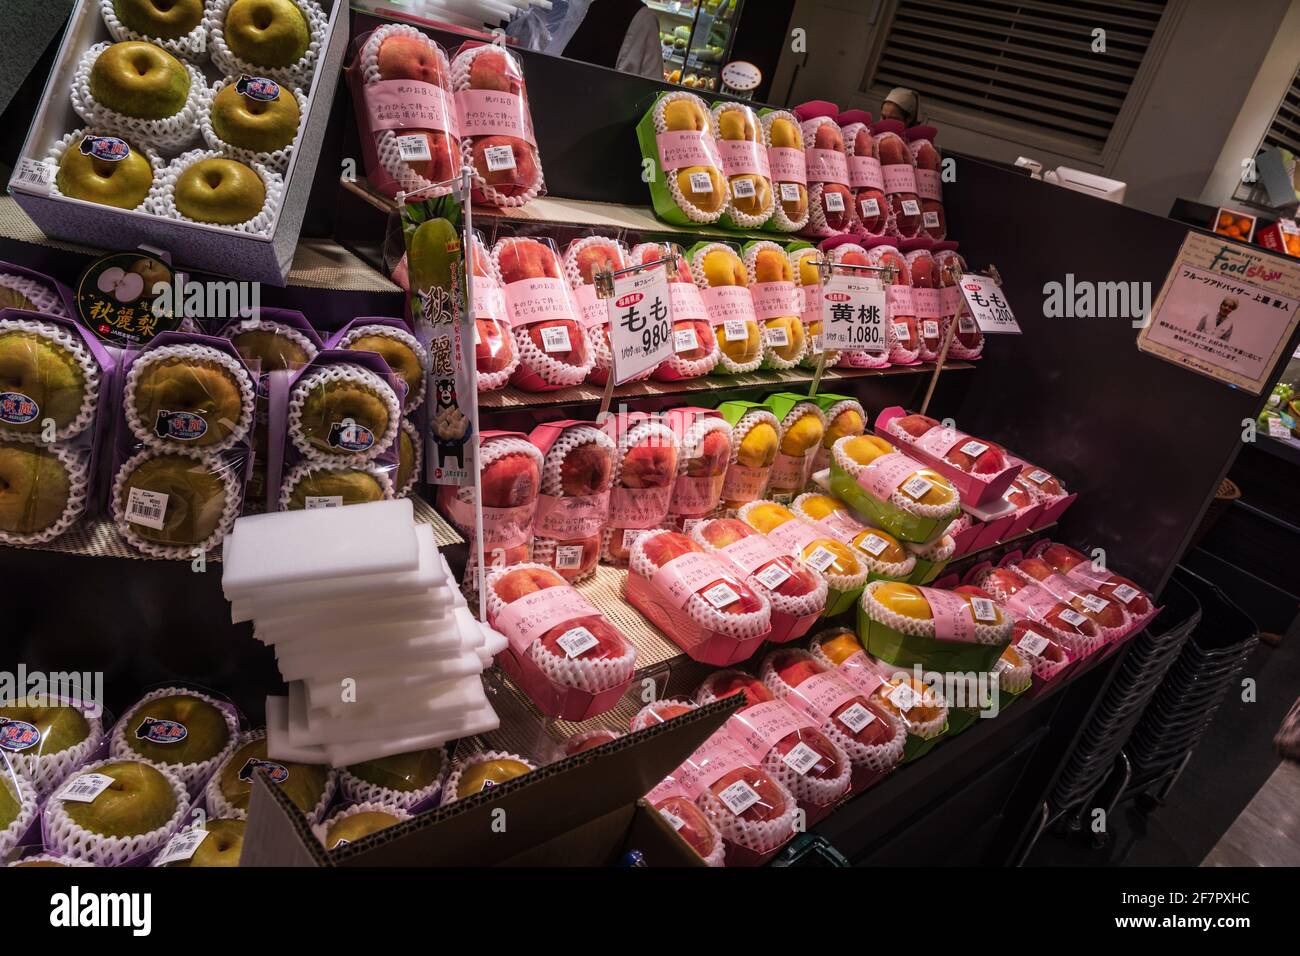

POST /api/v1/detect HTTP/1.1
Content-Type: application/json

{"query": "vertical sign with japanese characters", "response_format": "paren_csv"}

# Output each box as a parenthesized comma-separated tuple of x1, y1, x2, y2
(958, 273, 1022, 334)
(1139, 232, 1300, 394)
(820, 271, 887, 352)
(608, 265, 674, 384)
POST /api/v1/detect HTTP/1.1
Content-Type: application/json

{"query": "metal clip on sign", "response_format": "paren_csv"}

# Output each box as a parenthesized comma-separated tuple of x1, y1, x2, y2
(593, 252, 681, 418)
(809, 258, 895, 396)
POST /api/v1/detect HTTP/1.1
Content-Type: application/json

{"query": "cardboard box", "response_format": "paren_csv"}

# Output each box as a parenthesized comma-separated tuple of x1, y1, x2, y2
(240, 698, 736, 866)
(7, 0, 349, 286)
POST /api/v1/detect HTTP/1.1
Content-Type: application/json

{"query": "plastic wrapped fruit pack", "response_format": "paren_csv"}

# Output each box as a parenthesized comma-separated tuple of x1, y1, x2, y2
(334, 320, 428, 415)
(450, 42, 545, 207)
(627, 529, 772, 665)
(640, 91, 726, 224)
(884, 413, 1009, 479)
(1016, 465, 1071, 505)
(993, 644, 1033, 695)
(602, 418, 679, 565)
(905, 248, 945, 361)
(719, 406, 781, 511)
(812, 397, 866, 473)
(689, 243, 762, 374)
(1039, 542, 1152, 617)
(934, 244, 983, 359)
(530, 422, 616, 583)
(355, 24, 459, 198)
(1006, 618, 1071, 681)
(630, 242, 720, 381)
(630, 697, 698, 732)
(829, 434, 960, 543)
(859, 581, 1013, 674)
(764, 397, 825, 502)
(906, 125, 945, 240)
(647, 775, 726, 866)
(796, 103, 854, 236)
(339, 747, 449, 813)
(561, 236, 649, 386)
(287, 360, 400, 466)
(872, 119, 922, 239)
(465, 233, 518, 391)
(743, 242, 805, 370)
(675, 729, 799, 864)
(712, 102, 773, 229)
(111, 448, 241, 559)
(824, 243, 889, 370)
(691, 517, 827, 641)
(737, 500, 868, 612)
(760, 110, 809, 232)
(1012, 557, 1132, 642)
(864, 242, 920, 365)
(760, 648, 906, 774)
(974, 565, 1104, 659)
(109, 686, 239, 797)
(903, 529, 956, 585)
(838, 110, 888, 237)
(493, 236, 592, 391)
(793, 494, 917, 581)
(438, 433, 542, 576)
(125, 342, 257, 455)
(562, 728, 622, 757)
(668, 414, 732, 527)
(809, 629, 949, 740)
(485, 564, 636, 715)
(789, 245, 840, 369)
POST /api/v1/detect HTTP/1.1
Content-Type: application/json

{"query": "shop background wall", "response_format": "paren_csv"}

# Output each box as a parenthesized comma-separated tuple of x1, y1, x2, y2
(768, 0, 1290, 216)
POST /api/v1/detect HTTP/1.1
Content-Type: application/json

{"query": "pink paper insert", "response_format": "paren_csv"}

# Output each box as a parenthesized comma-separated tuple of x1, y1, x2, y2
(502, 277, 576, 327)
(721, 463, 769, 503)
(917, 587, 979, 644)
(677, 730, 758, 799)
(533, 490, 609, 539)
(1007, 584, 1066, 621)
(652, 550, 736, 609)
(786, 671, 857, 724)
(492, 582, 602, 654)
(729, 699, 817, 760)
(720, 532, 784, 575)
(702, 285, 759, 326)
(768, 451, 808, 490)
(455, 88, 536, 145)
(656, 129, 723, 172)
(837, 650, 885, 696)
(750, 281, 799, 321)
(814, 510, 867, 543)
(609, 484, 673, 528)
(446, 496, 533, 549)
(913, 287, 943, 319)
(805, 148, 850, 186)
(854, 451, 921, 500)
(671, 473, 726, 516)
(765, 518, 822, 556)
(473, 275, 506, 321)
(939, 284, 963, 316)
(849, 155, 884, 190)
(800, 284, 823, 325)
(882, 164, 918, 195)
(914, 424, 969, 459)
(719, 139, 771, 179)
(364, 80, 458, 134)
(669, 282, 709, 323)
(572, 283, 607, 329)
(915, 168, 942, 202)
(886, 284, 916, 316)
(647, 775, 690, 804)
(768, 146, 807, 185)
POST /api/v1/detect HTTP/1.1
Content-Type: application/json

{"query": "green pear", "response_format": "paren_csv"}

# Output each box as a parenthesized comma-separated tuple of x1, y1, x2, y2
(121, 693, 231, 766)
(166, 818, 245, 867)
(0, 287, 36, 311)
(63, 761, 176, 838)
(173, 158, 266, 225)
(0, 775, 22, 828)
(407, 217, 460, 297)
(89, 41, 191, 120)
(0, 699, 90, 756)
(228, 327, 312, 372)
(219, 737, 328, 815)
(0, 442, 71, 536)
(117, 454, 227, 547)
(225, 0, 310, 69)
(0, 330, 87, 436)
(56, 136, 154, 210)
(325, 810, 400, 849)
(211, 81, 300, 153)
(343, 333, 423, 401)
(346, 748, 444, 793)
(113, 0, 204, 40)
(456, 758, 531, 797)
(286, 467, 385, 509)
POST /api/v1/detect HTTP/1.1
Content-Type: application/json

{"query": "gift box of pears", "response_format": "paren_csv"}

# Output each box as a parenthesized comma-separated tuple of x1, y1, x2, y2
(8, 0, 349, 286)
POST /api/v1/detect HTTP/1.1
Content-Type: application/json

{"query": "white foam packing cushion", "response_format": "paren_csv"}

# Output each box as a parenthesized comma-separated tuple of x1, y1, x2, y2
(302, 653, 485, 709)
(321, 704, 501, 768)
(266, 695, 329, 764)
(222, 499, 419, 594)
(253, 588, 454, 633)
(286, 679, 491, 746)
(261, 611, 458, 652)
(276, 632, 472, 682)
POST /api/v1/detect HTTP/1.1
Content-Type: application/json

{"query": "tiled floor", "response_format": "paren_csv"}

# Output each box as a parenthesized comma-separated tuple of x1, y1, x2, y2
(1202, 760, 1300, 867)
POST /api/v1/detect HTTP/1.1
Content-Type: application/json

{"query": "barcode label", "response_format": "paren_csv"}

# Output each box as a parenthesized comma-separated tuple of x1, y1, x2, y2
(305, 496, 342, 509)
(888, 682, 921, 712)
(824, 190, 845, 212)
(396, 134, 432, 162)
(901, 199, 921, 216)
(126, 488, 168, 530)
(900, 475, 932, 500)
(892, 321, 911, 343)
(780, 182, 802, 202)
(922, 320, 939, 338)
(810, 333, 823, 353)
(1017, 633, 1049, 656)
(554, 544, 584, 570)
(659, 808, 686, 831)
(1112, 584, 1140, 605)
(731, 177, 756, 199)
(765, 325, 789, 347)
(682, 518, 703, 535)
(58, 772, 114, 803)
(623, 529, 647, 550)
(970, 597, 998, 623)
(959, 316, 977, 333)
(805, 546, 837, 572)
(782, 741, 822, 775)
(484, 144, 516, 171)
(155, 827, 210, 866)
(689, 171, 713, 194)
(1059, 608, 1088, 627)
(923, 211, 941, 228)
(674, 328, 698, 353)
(860, 197, 880, 218)
(14, 158, 54, 192)
(540, 325, 572, 353)
(837, 701, 877, 733)
(1025, 469, 1051, 485)
(959, 440, 989, 457)
(719, 779, 760, 815)
(1080, 594, 1110, 614)
(556, 626, 600, 659)
(701, 581, 740, 609)
(723, 319, 749, 342)
(857, 533, 890, 557)
(754, 562, 791, 590)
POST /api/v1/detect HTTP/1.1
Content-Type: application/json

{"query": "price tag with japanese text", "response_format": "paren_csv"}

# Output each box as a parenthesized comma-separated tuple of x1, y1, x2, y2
(608, 266, 674, 384)
(820, 272, 887, 352)
(958, 273, 1021, 334)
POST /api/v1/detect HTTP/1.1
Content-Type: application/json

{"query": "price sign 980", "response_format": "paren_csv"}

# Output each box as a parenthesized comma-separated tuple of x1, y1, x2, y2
(608, 266, 675, 384)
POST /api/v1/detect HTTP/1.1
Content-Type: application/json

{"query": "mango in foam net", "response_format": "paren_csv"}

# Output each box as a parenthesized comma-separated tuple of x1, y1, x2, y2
(819, 630, 863, 666)
(779, 410, 824, 456)
(736, 421, 779, 468)
(665, 98, 724, 213)
(851, 528, 909, 565)
(841, 435, 956, 508)
(744, 503, 862, 577)
(824, 407, 865, 447)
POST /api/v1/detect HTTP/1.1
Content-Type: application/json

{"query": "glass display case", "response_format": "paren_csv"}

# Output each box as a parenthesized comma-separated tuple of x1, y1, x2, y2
(650, 0, 744, 92)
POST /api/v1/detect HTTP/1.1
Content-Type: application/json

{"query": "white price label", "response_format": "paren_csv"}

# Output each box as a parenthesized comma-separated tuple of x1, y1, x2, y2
(970, 597, 999, 623)
(1025, 469, 1052, 485)
(1112, 583, 1141, 605)
(892, 321, 911, 343)
(674, 327, 698, 353)
(764, 325, 790, 347)
(804, 546, 838, 572)
(922, 320, 940, 338)
(540, 325, 572, 353)
(659, 809, 687, 831)
(305, 495, 342, 509)
(556, 626, 600, 659)
(1059, 608, 1089, 628)
(859, 197, 880, 218)
(58, 773, 115, 803)
(888, 682, 922, 712)
(780, 182, 802, 202)
(959, 440, 989, 458)
(958, 273, 1021, 334)
(900, 475, 933, 500)
(155, 827, 210, 866)
(820, 272, 887, 352)
(484, 144, 516, 171)
(810, 333, 823, 353)
(837, 702, 877, 733)
(1267, 417, 1290, 438)
(718, 779, 761, 815)
(901, 199, 922, 216)
(723, 319, 749, 342)
(622, 529, 647, 550)
(681, 518, 704, 535)
(554, 544, 585, 570)
(731, 177, 756, 199)
(781, 742, 822, 775)
(824, 190, 845, 212)
(923, 210, 941, 228)
(1080, 594, 1111, 614)
(754, 561, 791, 590)
(14, 158, 54, 193)
(1017, 633, 1050, 656)
(701, 581, 740, 609)
(126, 487, 168, 530)
(608, 265, 674, 384)
(396, 134, 432, 162)
(857, 533, 890, 557)
(689, 171, 714, 193)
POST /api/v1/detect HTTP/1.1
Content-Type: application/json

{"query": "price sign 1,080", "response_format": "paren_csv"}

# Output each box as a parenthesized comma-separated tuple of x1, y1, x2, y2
(820, 273, 887, 353)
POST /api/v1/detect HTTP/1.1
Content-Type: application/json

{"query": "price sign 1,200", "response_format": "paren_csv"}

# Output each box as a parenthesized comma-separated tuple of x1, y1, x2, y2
(820, 272, 887, 353)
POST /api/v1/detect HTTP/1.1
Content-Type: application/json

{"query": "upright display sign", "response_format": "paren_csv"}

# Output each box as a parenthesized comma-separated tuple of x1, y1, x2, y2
(958, 273, 1022, 334)
(1138, 231, 1300, 394)
(820, 272, 887, 352)
(607, 266, 675, 384)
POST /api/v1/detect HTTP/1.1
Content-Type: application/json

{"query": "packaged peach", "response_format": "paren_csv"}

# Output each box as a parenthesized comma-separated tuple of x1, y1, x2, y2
(711, 102, 774, 229)
(838, 109, 888, 237)
(450, 41, 545, 206)
(974, 565, 1105, 659)
(485, 563, 635, 719)
(646, 774, 726, 866)
(1012, 556, 1133, 643)
(560, 236, 650, 386)
(464, 233, 518, 391)
(736, 500, 869, 615)
(904, 246, 945, 361)
(788, 243, 841, 369)
(688, 242, 762, 374)
(351, 24, 460, 199)
(934, 243, 983, 359)
(906, 125, 945, 240)
(601, 416, 680, 565)
(877, 409, 1019, 505)
(823, 240, 890, 370)
(529, 421, 616, 583)
(1036, 542, 1154, 619)
(716, 402, 782, 511)
(863, 239, 920, 364)
(492, 235, 594, 391)
(759, 109, 810, 232)
(795, 100, 856, 237)
(664, 408, 732, 528)
(872, 118, 922, 239)
(743, 241, 806, 370)
(637, 91, 726, 225)
(631, 697, 699, 732)
(629, 242, 721, 381)
(627, 529, 772, 666)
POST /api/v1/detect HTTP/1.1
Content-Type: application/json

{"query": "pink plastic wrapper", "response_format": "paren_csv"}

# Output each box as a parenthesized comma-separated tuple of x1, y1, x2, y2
(493, 236, 593, 391)
(437, 431, 541, 579)
(561, 236, 651, 386)
(872, 119, 922, 239)
(934, 243, 983, 359)
(906, 124, 945, 240)
(601, 415, 679, 565)
(822, 239, 890, 370)
(905, 247, 944, 360)
(838, 109, 888, 237)
(864, 239, 920, 364)
(794, 101, 856, 237)
(529, 420, 615, 583)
